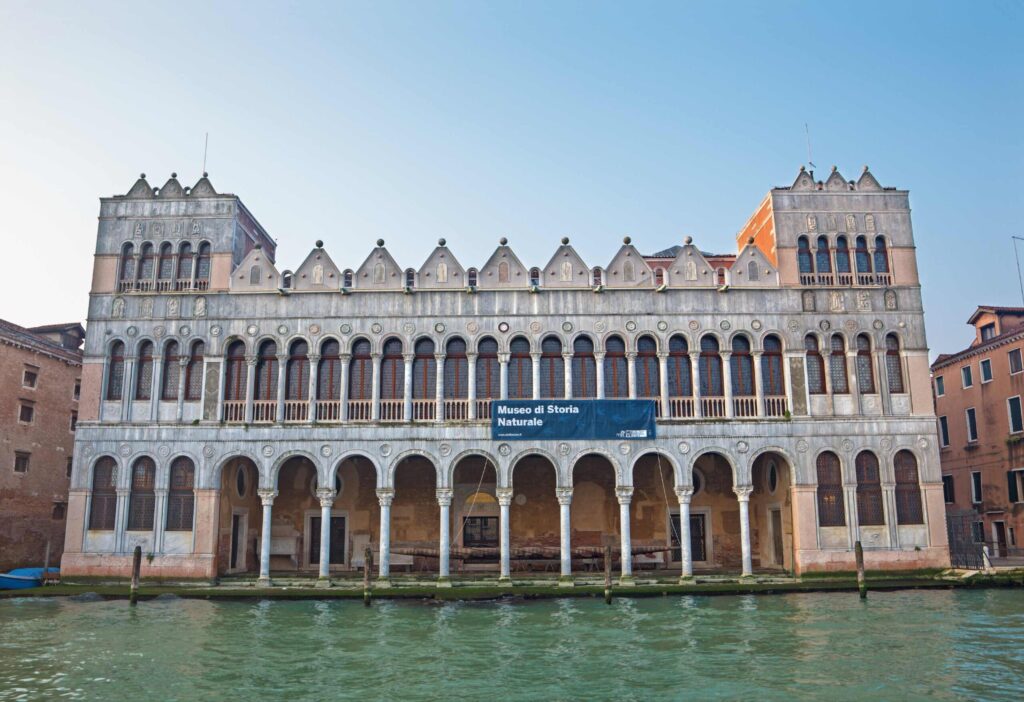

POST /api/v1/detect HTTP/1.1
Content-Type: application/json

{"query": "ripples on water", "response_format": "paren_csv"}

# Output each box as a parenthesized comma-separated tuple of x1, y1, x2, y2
(1, 590, 1023, 701)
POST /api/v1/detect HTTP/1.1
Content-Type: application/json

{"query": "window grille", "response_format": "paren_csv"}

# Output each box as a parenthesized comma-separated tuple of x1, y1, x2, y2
(730, 336, 754, 396)
(138, 243, 154, 280)
(856, 334, 875, 394)
(380, 338, 404, 399)
(184, 342, 204, 401)
(761, 335, 784, 396)
(120, 244, 135, 282)
(254, 341, 278, 400)
(667, 335, 691, 396)
(177, 242, 193, 280)
(135, 341, 154, 400)
(885, 334, 904, 393)
(348, 339, 373, 400)
(539, 336, 564, 398)
(161, 341, 180, 400)
(127, 457, 156, 531)
(816, 452, 845, 527)
(835, 236, 851, 274)
(475, 338, 499, 399)
(89, 457, 117, 530)
(444, 338, 468, 398)
(195, 243, 211, 282)
(286, 340, 309, 400)
(635, 336, 660, 397)
(224, 341, 247, 401)
(166, 457, 195, 531)
(805, 335, 825, 394)
(107, 341, 125, 401)
(829, 335, 849, 394)
(873, 236, 889, 273)
(412, 339, 436, 399)
(893, 450, 923, 524)
(797, 236, 813, 274)
(508, 337, 532, 399)
(699, 336, 723, 396)
(854, 236, 872, 273)
(855, 451, 885, 526)
(604, 335, 629, 398)
(317, 340, 341, 400)
(815, 236, 832, 273)
(572, 336, 597, 398)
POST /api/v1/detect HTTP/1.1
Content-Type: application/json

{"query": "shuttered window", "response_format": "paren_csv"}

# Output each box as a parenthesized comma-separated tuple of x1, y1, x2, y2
(348, 339, 373, 400)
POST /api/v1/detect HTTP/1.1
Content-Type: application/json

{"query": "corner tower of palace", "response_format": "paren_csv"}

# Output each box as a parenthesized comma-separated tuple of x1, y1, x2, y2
(63, 166, 949, 584)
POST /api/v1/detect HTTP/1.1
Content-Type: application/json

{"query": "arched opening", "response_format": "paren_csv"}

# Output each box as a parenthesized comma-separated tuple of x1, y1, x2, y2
(750, 452, 794, 571)
(137, 242, 155, 289)
(342, 269, 354, 288)
(539, 336, 564, 398)
(467, 268, 478, 288)
(195, 242, 211, 289)
(805, 335, 826, 395)
(529, 267, 541, 287)
(855, 235, 872, 279)
(634, 335, 660, 404)
(604, 335, 628, 398)
(761, 335, 786, 415)
(223, 340, 247, 421)
(856, 334, 875, 394)
(267, 455, 320, 573)
(829, 334, 849, 394)
(572, 335, 596, 398)
(508, 336, 532, 399)
(380, 337, 404, 421)
(699, 335, 724, 416)
(126, 456, 156, 533)
(166, 457, 196, 538)
(176, 242, 193, 289)
(654, 267, 665, 286)
(157, 242, 174, 290)
(475, 337, 499, 418)
(886, 333, 905, 393)
(119, 243, 135, 291)
(797, 236, 813, 281)
(816, 451, 846, 529)
(411, 338, 436, 420)
(253, 340, 278, 422)
(894, 450, 923, 525)
(328, 455, 380, 572)
(631, 453, 677, 574)
(815, 235, 832, 279)
(404, 268, 416, 288)
(730, 335, 755, 416)
(856, 451, 885, 527)
(591, 267, 602, 286)
(443, 337, 468, 420)
(347, 338, 373, 420)
(835, 235, 852, 283)
(316, 339, 342, 420)
(570, 454, 619, 569)
(217, 456, 261, 575)
(161, 340, 180, 401)
(135, 341, 154, 401)
(689, 452, 738, 571)
(88, 456, 117, 531)
(391, 455, 438, 572)
(666, 334, 692, 417)
(106, 341, 125, 401)
(873, 236, 890, 276)
(452, 455, 499, 568)
(509, 454, 559, 571)
(285, 339, 309, 421)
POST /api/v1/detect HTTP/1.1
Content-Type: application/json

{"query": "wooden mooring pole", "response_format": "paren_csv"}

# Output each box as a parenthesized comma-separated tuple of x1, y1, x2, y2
(363, 546, 373, 606)
(855, 540, 867, 599)
(42, 540, 51, 585)
(130, 546, 142, 605)
(603, 545, 613, 604)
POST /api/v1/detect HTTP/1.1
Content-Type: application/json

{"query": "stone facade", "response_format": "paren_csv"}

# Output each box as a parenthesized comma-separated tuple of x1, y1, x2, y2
(63, 167, 949, 582)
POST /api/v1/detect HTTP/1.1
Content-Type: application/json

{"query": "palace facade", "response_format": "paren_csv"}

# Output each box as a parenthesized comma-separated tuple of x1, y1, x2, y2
(63, 166, 949, 584)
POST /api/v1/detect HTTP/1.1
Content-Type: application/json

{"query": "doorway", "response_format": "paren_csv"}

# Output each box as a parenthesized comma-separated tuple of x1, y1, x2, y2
(993, 521, 1008, 558)
(229, 510, 247, 572)
(309, 516, 347, 566)
(670, 512, 708, 563)
(770, 508, 785, 566)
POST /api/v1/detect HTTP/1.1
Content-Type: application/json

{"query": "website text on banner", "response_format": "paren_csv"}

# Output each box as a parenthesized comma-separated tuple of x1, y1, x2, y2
(490, 400, 657, 441)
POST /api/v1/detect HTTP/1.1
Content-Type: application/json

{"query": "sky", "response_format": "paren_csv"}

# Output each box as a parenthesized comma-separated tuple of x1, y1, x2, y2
(1, 1, 1021, 358)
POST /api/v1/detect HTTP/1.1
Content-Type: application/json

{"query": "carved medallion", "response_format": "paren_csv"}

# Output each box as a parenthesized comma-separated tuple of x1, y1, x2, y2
(210, 325, 222, 337)
(562, 322, 573, 333)
(796, 440, 809, 453)
(619, 443, 631, 455)
(261, 445, 275, 457)
(719, 320, 731, 331)
(340, 324, 352, 335)
(246, 325, 259, 337)
(435, 322, 446, 334)
(751, 320, 762, 331)
(158, 445, 170, 458)
(625, 321, 637, 332)
(736, 441, 749, 454)
(530, 321, 542, 334)
(689, 320, 700, 331)
(498, 322, 510, 333)
(595, 321, 607, 333)
(309, 324, 321, 336)
(277, 324, 289, 336)
(403, 323, 415, 335)
(320, 445, 333, 458)
(466, 322, 479, 334)
(119, 444, 132, 457)
(371, 323, 383, 335)
(379, 443, 392, 457)
(126, 326, 138, 337)
(498, 443, 511, 456)
(202, 445, 215, 458)
(657, 321, 668, 332)
(179, 325, 191, 336)
(439, 443, 452, 457)
(558, 443, 571, 456)
(678, 441, 690, 454)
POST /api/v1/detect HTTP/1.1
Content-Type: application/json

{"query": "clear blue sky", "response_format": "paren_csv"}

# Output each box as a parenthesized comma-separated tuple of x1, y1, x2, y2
(1, 1, 1021, 357)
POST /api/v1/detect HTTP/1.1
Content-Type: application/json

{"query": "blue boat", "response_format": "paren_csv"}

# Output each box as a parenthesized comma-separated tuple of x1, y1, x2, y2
(0, 568, 59, 590)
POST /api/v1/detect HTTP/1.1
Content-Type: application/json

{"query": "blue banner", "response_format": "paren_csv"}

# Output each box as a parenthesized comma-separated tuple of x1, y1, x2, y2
(491, 400, 657, 441)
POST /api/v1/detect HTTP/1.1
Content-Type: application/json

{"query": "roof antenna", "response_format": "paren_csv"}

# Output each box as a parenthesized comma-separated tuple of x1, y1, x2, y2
(804, 123, 816, 171)
(1013, 236, 1024, 306)
(202, 132, 209, 174)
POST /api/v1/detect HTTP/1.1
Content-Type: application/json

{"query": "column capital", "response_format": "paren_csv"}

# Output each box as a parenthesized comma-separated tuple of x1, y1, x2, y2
(496, 487, 514, 506)
(530, 352, 542, 361)
(674, 486, 694, 504)
(403, 353, 415, 363)
(555, 487, 573, 505)
(466, 352, 478, 362)
(276, 353, 288, 363)
(615, 486, 634, 504)
(258, 488, 278, 505)
(116, 487, 131, 497)
(376, 488, 395, 507)
(153, 487, 169, 497)
(246, 355, 258, 367)
(561, 352, 573, 361)
(435, 488, 454, 506)
(339, 353, 352, 362)
(308, 353, 321, 363)
(689, 351, 700, 360)
(594, 352, 606, 361)
(177, 356, 190, 368)
(721, 351, 733, 360)
(497, 353, 510, 364)
(657, 351, 669, 360)
(315, 487, 336, 507)
(625, 351, 637, 360)
(371, 352, 382, 362)
(733, 485, 753, 501)
(434, 353, 445, 363)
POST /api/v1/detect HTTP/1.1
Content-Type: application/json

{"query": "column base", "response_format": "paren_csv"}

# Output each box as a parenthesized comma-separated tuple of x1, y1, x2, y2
(374, 578, 391, 589)
(740, 572, 754, 580)
(436, 576, 452, 588)
(558, 576, 575, 588)
(497, 575, 512, 584)
(618, 575, 636, 587)
(256, 576, 272, 588)
(315, 576, 331, 589)
(678, 575, 695, 585)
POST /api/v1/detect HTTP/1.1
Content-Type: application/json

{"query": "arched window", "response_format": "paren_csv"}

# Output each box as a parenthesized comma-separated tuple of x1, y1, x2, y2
(830, 334, 849, 394)
(835, 236, 851, 274)
(135, 341, 154, 400)
(856, 334, 875, 394)
(815, 236, 831, 273)
(412, 338, 436, 399)
(281, 272, 293, 289)
(166, 457, 195, 531)
(508, 336, 532, 399)
(106, 341, 125, 401)
(797, 236, 813, 274)
(529, 267, 541, 286)
(286, 340, 309, 401)
(224, 341, 247, 401)
(699, 335, 723, 396)
(380, 338, 404, 400)
(405, 269, 416, 288)
(195, 242, 211, 286)
(855, 451, 885, 525)
(476, 337, 499, 399)
(254, 340, 278, 401)
(816, 452, 846, 527)
(894, 450, 923, 525)
(119, 243, 135, 284)
(805, 335, 825, 395)
(873, 236, 890, 274)
(161, 340, 180, 400)
(540, 336, 564, 399)
(667, 335, 691, 397)
(127, 456, 156, 531)
(592, 267, 602, 286)
(249, 265, 262, 286)
(348, 339, 373, 401)
(604, 335, 628, 398)
(761, 335, 785, 396)
(342, 270, 354, 288)
(854, 236, 872, 274)
(654, 268, 665, 286)
(138, 242, 155, 281)
(730, 336, 754, 396)
(885, 334, 905, 393)
(317, 339, 341, 400)
(177, 242, 193, 284)
(635, 335, 660, 398)
(571, 336, 597, 398)
(467, 268, 478, 288)
(747, 260, 760, 282)
(89, 456, 117, 530)
(444, 338, 468, 398)
(498, 261, 510, 283)
(157, 242, 174, 286)
(185, 341, 204, 401)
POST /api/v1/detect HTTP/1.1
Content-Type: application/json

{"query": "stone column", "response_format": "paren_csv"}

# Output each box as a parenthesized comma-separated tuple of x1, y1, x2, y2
(595, 352, 606, 399)
(498, 353, 509, 400)
(275, 353, 288, 422)
(244, 356, 257, 424)
(114, 487, 131, 552)
(257, 489, 277, 587)
(616, 487, 635, 585)
(175, 356, 188, 422)
(496, 487, 513, 582)
(437, 489, 453, 584)
(847, 350, 862, 414)
(339, 354, 351, 421)
(403, 353, 414, 421)
(189, 252, 198, 290)
(883, 483, 899, 547)
(675, 486, 694, 581)
(689, 351, 702, 418)
(734, 486, 753, 577)
(150, 355, 164, 422)
(467, 352, 478, 420)
(153, 487, 168, 553)
(556, 487, 573, 585)
(370, 353, 381, 421)
(722, 351, 734, 418)
(120, 356, 136, 422)
(307, 353, 320, 421)
(875, 349, 891, 415)
(753, 351, 764, 416)
(784, 351, 799, 416)
(316, 488, 335, 585)
(531, 352, 541, 399)
(657, 352, 670, 417)
(626, 352, 637, 399)
(563, 352, 573, 398)
(376, 488, 394, 585)
(434, 353, 445, 423)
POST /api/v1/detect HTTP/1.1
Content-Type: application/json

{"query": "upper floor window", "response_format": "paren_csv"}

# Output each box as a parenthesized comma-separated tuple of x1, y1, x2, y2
(539, 336, 564, 399)
(894, 450, 923, 525)
(854, 236, 871, 274)
(196, 243, 211, 285)
(855, 451, 885, 526)
(654, 268, 666, 287)
(966, 407, 978, 442)
(604, 335, 628, 398)
(348, 339, 373, 401)
(138, 242, 155, 281)
(835, 235, 851, 274)
(815, 236, 832, 274)
(286, 340, 309, 401)
(444, 337, 468, 399)
(572, 336, 597, 398)
(666, 335, 691, 397)
(761, 335, 784, 396)
(89, 457, 117, 530)
(855, 334, 875, 394)
(405, 269, 416, 288)
(961, 365, 973, 389)
(935, 375, 945, 396)
(635, 335, 660, 398)
(476, 337, 499, 399)
(942, 474, 955, 503)
(185, 341, 205, 401)
(805, 335, 825, 395)
(797, 236, 813, 274)
(380, 338, 404, 400)
(22, 366, 38, 388)
(829, 334, 849, 394)
(591, 267, 602, 286)
(107, 341, 125, 401)
(885, 334, 905, 393)
(873, 236, 890, 274)
(412, 338, 436, 400)
(467, 268, 478, 288)
(157, 242, 174, 284)
(1008, 396, 1023, 434)
(254, 340, 278, 401)
(980, 358, 993, 383)
(938, 416, 950, 447)
(1010, 348, 1024, 375)
(529, 267, 541, 287)
(127, 456, 156, 531)
(166, 457, 195, 531)
(716, 267, 727, 286)
(980, 323, 996, 342)
(747, 260, 760, 282)
(177, 242, 193, 282)
(508, 336, 532, 399)
(14, 451, 30, 473)
(223, 340, 247, 402)
(730, 336, 754, 396)
(119, 243, 135, 282)
(73, 379, 81, 401)
(18, 402, 34, 424)
(161, 340, 180, 400)
(816, 451, 845, 527)
(135, 341, 154, 400)
(342, 270, 354, 288)
(317, 339, 341, 401)
(699, 335, 723, 397)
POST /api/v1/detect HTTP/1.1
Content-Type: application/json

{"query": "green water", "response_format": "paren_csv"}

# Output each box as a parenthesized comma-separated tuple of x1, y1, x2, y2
(1, 590, 1022, 701)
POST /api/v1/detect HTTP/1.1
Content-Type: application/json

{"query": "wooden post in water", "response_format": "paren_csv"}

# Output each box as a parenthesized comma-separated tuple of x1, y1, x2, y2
(603, 545, 613, 604)
(130, 546, 142, 605)
(855, 540, 866, 599)
(363, 546, 373, 606)
(42, 540, 51, 585)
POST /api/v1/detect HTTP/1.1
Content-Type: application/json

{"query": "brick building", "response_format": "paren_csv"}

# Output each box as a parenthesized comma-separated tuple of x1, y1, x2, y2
(932, 306, 1024, 559)
(0, 320, 84, 571)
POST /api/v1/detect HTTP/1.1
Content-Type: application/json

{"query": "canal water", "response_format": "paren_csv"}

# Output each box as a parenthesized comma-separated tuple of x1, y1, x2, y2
(1, 589, 1022, 701)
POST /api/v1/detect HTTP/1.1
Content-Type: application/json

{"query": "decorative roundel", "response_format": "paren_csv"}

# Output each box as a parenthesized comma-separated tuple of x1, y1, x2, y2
(435, 322, 446, 334)
(202, 445, 216, 458)
(246, 324, 259, 337)
(309, 324, 321, 336)
(736, 441, 749, 454)
(657, 320, 669, 332)
(918, 437, 929, 450)
(678, 441, 690, 454)
(688, 320, 700, 331)
(261, 445, 275, 457)
(126, 326, 138, 337)
(625, 320, 638, 332)
(157, 445, 170, 458)
(154, 326, 166, 338)
(82, 444, 94, 458)
(379, 443, 392, 457)
(796, 439, 809, 453)
(371, 323, 383, 335)
(719, 320, 731, 331)
(880, 437, 893, 451)
(619, 443, 631, 455)
(558, 443, 571, 456)
(320, 444, 333, 458)
(466, 322, 479, 334)
(899, 321, 907, 328)
(841, 439, 854, 452)
(277, 324, 289, 336)
(403, 323, 415, 335)
(119, 444, 132, 457)
(340, 323, 352, 335)
(179, 325, 191, 336)
(595, 320, 607, 333)
(787, 319, 800, 332)
(498, 322, 510, 334)
(530, 321, 542, 333)
(514, 493, 527, 506)
(498, 443, 512, 456)
(562, 321, 573, 333)
(819, 320, 831, 331)
(751, 320, 763, 331)
(210, 325, 222, 337)
(439, 443, 452, 457)
(873, 319, 884, 330)
(844, 319, 858, 332)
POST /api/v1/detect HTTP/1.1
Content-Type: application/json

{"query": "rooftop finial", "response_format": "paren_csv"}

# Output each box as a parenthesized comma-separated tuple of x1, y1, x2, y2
(561, 236, 569, 245)
(140, 173, 146, 179)
(748, 236, 755, 245)
(438, 238, 446, 246)
(203, 171, 209, 178)
(499, 237, 508, 245)
(171, 172, 177, 178)
(376, 238, 385, 247)
(863, 165, 869, 173)
(684, 236, 693, 245)
(315, 240, 323, 248)
(623, 236, 631, 244)
(799, 165, 805, 172)
(831, 165, 837, 172)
